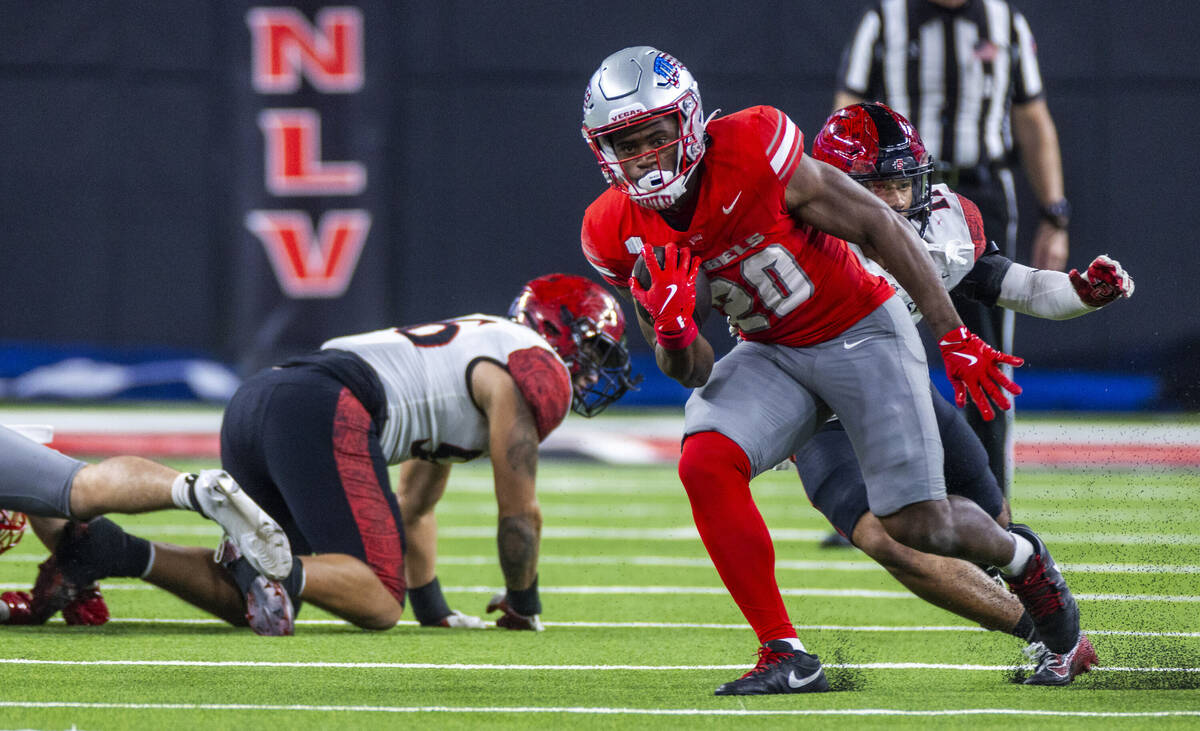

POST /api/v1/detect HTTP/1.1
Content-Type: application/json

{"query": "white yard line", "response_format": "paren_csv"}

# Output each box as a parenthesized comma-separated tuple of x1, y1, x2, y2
(27, 522, 1198, 547)
(438, 526, 1200, 545)
(0, 658, 1195, 673)
(5, 406, 1197, 442)
(85, 617, 1200, 638)
(0, 701, 1195, 718)
(440, 555, 1200, 574)
(2, 582, 1195, 603)
(7, 552, 1198, 574)
(400, 476, 1200, 495)
(450, 585, 1200, 603)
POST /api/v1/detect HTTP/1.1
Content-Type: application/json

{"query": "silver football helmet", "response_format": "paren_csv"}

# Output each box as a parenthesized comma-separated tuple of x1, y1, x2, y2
(581, 46, 708, 210)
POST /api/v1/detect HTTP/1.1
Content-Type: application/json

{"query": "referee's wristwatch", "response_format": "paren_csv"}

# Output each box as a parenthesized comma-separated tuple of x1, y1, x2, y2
(1039, 198, 1071, 229)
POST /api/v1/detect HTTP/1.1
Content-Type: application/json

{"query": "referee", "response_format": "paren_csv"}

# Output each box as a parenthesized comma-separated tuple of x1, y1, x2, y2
(834, 0, 1071, 496)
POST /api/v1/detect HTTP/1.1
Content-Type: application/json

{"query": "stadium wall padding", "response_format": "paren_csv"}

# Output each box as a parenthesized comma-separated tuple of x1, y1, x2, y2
(0, 1, 1196, 407)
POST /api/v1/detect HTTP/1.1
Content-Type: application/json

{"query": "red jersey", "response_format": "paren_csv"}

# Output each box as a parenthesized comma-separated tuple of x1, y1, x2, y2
(581, 106, 892, 346)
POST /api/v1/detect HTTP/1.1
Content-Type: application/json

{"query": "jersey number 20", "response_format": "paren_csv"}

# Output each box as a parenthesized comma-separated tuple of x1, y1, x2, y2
(710, 244, 813, 333)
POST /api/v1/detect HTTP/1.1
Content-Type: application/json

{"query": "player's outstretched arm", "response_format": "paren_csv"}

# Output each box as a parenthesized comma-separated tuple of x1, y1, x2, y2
(785, 155, 1022, 420)
(472, 361, 544, 630)
(626, 242, 714, 388)
(996, 255, 1134, 320)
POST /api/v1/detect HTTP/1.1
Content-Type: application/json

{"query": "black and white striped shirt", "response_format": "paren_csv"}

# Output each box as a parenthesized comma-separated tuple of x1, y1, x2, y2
(837, 0, 1043, 171)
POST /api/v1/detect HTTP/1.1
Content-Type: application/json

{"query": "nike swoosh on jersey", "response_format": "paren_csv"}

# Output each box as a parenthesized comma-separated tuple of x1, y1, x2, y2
(787, 667, 824, 689)
(843, 336, 874, 350)
(662, 284, 678, 309)
(722, 191, 742, 215)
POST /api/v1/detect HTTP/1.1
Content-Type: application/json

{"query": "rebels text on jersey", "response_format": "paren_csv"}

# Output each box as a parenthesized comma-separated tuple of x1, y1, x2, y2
(322, 316, 572, 465)
(582, 106, 893, 346)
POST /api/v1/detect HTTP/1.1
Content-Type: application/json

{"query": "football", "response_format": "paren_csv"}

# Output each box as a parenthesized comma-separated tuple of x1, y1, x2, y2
(631, 246, 712, 327)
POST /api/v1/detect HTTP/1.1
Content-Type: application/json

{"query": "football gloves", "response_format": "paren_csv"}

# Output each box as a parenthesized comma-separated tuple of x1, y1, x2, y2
(629, 242, 700, 350)
(1069, 254, 1134, 308)
(938, 325, 1024, 422)
(486, 592, 544, 631)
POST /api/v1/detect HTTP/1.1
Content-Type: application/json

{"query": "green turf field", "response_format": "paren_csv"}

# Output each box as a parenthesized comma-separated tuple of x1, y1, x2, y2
(1, 458, 1198, 729)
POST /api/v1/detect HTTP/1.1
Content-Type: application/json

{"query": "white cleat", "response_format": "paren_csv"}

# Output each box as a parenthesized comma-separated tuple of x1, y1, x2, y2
(438, 610, 487, 629)
(191, 470, 292, 580)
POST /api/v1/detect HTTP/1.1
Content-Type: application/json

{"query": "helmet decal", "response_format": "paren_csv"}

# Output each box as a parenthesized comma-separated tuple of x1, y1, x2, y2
(653, 54, 681, 88)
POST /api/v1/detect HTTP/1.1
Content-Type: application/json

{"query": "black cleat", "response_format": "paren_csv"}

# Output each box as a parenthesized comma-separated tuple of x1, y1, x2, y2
(1003, 523, 1080, 654)
(1023, 634, 1098, 686)
(714, 640, 830, 695)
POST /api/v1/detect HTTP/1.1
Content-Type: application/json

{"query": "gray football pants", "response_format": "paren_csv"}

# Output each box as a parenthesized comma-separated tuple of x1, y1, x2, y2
(0, 423, 84, 518)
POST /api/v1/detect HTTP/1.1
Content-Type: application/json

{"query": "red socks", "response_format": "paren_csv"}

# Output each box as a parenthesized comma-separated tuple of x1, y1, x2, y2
(678, 431, 794, 643)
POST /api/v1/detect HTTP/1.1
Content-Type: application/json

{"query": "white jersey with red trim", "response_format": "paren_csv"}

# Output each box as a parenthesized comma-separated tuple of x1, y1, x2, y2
(848, 183, 989, 322)
(322, 315, 570, 465)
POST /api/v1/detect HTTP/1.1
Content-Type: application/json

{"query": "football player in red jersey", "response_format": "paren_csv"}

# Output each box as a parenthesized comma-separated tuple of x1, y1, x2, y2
(20, 275, 638, 635)
(580, 47, 1078, 695)
(794, 102, 1132, 685)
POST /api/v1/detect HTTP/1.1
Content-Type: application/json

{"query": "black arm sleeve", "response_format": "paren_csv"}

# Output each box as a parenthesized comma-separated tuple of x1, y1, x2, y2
(950, 243, 1013, 307)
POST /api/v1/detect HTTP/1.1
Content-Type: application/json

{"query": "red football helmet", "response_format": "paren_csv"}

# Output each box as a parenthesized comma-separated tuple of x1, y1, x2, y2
(510, 274, 639, 417)
(813, 102, 934, 233)
(0, 510, 27, 556)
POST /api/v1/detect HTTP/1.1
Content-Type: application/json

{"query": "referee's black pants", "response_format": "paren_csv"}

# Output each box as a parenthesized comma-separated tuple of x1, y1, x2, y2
(939, 167, 1017, 496)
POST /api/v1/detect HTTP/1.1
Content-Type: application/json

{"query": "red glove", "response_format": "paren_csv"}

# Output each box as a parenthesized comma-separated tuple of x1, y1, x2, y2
(629, 242, 700, 350)
(938, 326, 1024, 421)
(0, 591, 35, 625)
(485, 593, 544, 631)
(62, 585, 110, 626)
(1069, 254, 1135, 307)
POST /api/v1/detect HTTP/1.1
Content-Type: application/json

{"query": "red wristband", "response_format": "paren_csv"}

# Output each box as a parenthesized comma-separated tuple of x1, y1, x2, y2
(656, 320, 698, 350)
